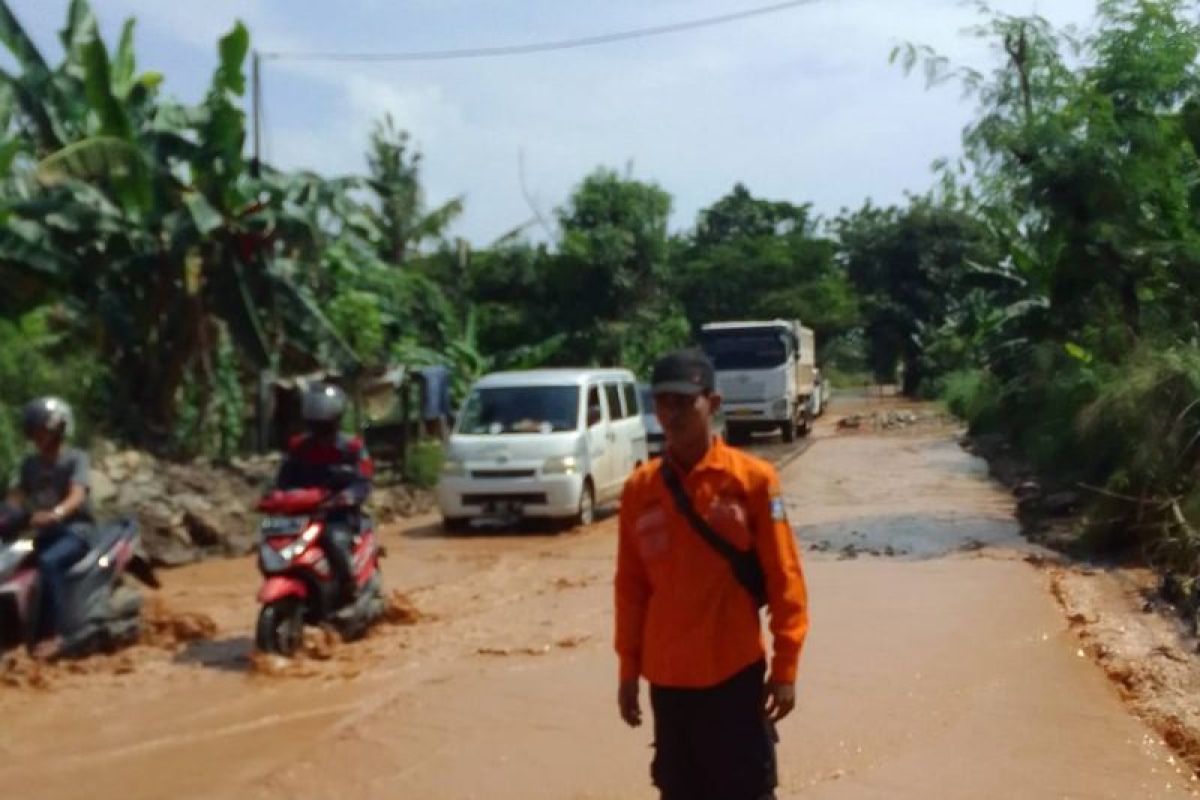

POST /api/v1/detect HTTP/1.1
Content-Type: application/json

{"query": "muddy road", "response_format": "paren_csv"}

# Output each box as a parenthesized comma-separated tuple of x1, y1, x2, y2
(2, 396, 1196, 798)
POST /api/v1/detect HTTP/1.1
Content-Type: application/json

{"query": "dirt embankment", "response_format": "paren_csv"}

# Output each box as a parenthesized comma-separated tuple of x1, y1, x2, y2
(949, 409, 1200, 780)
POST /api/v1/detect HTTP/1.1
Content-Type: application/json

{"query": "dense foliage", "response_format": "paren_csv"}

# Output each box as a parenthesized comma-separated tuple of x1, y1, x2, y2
(8, 0, 1200, 580)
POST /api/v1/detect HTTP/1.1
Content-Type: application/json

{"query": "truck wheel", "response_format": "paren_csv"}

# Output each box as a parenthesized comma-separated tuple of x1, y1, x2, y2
(726, 424, 746, 446)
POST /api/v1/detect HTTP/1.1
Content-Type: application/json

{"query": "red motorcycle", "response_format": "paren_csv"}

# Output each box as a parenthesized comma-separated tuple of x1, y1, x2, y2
(255, 487, 385, 655)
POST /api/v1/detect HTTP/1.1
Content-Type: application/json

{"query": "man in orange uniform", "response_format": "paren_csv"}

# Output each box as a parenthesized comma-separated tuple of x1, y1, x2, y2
(615, 348, 809, 800)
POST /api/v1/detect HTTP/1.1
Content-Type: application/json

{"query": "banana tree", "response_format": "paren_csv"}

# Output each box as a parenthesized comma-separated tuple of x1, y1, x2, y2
(0, 0, 360, 441)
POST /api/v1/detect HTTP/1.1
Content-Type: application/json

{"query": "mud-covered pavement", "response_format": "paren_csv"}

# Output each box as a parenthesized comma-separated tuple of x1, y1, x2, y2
(3, 395, 1198, 799)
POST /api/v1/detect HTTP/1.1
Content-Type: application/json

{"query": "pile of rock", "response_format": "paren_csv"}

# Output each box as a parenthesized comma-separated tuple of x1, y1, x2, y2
(370, 483, 437, 524)
(90, 444, 435, 568)
(836, 409, 947, 431)
(91, 447, 281, 567)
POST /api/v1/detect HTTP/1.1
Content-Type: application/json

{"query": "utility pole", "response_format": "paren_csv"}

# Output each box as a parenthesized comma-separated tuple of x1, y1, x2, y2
(251, 50, 262, 177)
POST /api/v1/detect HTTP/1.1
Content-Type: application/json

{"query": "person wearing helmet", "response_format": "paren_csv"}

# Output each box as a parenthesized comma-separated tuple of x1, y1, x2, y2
(4, 397, 94, 659)
(274, 382, 373, 605)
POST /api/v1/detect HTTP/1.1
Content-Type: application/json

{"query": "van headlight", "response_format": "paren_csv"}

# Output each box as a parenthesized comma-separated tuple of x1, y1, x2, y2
(772, 399, 789, 415)
(441, 459, 467, 477)
(543, 455, 578, 475)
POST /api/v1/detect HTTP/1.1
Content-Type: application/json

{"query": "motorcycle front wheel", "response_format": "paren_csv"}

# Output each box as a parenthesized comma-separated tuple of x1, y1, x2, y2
(255, 598, 304, 656)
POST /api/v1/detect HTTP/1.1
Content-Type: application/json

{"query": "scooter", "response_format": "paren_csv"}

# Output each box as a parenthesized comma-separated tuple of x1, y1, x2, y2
(0, 505, 160, 657)
(254, 487, 385, 655)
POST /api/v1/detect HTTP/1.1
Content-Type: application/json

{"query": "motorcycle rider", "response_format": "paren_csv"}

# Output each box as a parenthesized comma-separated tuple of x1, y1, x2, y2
(4, 397, 93, 659)
(274, 382, 373, 606)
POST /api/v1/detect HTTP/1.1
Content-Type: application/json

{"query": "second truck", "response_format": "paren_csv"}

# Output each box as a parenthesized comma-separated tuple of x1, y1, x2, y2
(699, 319, 824, 444)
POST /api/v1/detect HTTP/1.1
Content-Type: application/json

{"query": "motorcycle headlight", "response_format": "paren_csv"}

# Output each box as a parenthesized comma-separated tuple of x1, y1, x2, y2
(441, 459, 467, 477)
(281, 523, 322, 561)
(543, 455, 578, 475)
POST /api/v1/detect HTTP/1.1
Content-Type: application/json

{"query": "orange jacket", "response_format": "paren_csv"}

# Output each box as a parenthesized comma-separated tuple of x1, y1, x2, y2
(615, 438, 809, 688)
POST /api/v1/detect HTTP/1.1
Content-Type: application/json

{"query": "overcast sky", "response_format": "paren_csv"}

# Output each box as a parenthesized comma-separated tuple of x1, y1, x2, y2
(10, 1, 1098, 244)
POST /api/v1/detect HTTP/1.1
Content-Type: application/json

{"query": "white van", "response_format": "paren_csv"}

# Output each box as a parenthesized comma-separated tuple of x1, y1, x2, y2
(435, 368, 648, 531)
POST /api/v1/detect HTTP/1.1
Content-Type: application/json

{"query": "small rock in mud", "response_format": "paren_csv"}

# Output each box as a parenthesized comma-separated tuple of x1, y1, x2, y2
(837, 544, 860, 560)
(553, 577, 591, 590)
(477, 644, 552, 657)
(556, 635, 590, 649)
(1013, 480, 1042, 500)
(140, 597, 218, 649)
(0, 652, 53, 690)
(381, 590, 424, 626)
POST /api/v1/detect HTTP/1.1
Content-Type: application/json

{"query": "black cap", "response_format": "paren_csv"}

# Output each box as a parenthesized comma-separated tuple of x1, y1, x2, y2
(650, 348, 715, 396)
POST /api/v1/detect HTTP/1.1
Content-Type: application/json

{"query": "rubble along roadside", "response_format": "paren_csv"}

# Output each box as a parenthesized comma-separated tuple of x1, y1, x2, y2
(87, 442, 434, 567)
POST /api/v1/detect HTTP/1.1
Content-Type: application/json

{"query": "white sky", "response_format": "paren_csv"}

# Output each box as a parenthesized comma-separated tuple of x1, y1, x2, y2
(10, 1, 1099, 244)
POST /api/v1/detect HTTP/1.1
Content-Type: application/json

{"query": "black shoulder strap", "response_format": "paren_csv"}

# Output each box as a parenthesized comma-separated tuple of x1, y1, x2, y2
(660, 462, 767, 607)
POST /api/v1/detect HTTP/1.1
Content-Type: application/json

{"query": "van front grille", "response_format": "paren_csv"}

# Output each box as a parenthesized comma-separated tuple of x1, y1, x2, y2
(462, 493, 548, 506)
(470, 469, 537, 479)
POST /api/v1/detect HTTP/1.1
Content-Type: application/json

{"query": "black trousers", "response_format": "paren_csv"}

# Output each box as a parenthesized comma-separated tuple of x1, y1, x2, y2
(322, 515, 358, 603)
(649, 660, 778, 800)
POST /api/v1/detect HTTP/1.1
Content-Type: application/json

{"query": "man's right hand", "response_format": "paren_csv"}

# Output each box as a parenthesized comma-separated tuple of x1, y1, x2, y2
(618, 679, 642, 727)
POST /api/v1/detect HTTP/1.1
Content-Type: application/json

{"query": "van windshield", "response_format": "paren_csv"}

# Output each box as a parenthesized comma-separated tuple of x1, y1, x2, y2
(458, 385, 580, 435)
(701, 329, 791, 370)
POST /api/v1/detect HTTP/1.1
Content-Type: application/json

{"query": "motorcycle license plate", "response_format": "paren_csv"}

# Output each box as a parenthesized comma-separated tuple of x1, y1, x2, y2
(259, 515, 308, 536)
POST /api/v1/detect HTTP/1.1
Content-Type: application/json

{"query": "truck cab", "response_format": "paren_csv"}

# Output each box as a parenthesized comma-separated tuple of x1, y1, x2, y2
(700, 319, 817, 443)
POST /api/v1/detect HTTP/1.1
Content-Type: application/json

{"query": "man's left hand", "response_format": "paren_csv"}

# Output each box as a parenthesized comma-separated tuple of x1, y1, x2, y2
(29, 510, 58, 529)
(763, 681, 795, 722)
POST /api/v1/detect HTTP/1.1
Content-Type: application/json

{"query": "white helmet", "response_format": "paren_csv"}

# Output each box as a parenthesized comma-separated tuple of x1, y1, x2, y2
(21, 396, 74, 440)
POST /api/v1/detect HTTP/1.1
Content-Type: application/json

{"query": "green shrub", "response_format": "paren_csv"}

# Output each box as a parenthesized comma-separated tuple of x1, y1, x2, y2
(938, 368, 1001, 430)
(404, 440, 444, 489)
(822, 366, 874, 389)
(0, 307, 110, 486)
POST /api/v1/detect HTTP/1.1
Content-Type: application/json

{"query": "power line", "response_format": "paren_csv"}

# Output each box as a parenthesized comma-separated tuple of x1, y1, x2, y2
(259, 0, 823, 63)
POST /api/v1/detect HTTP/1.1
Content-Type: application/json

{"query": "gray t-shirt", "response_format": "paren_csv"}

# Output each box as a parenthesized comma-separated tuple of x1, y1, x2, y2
(17, 447, 92, 522)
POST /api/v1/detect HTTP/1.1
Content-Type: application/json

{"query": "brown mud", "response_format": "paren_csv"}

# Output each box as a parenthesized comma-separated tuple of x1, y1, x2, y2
(1, 395, 1198, 798)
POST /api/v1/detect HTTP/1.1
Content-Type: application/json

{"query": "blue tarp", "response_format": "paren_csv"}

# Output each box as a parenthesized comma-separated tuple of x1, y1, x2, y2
(418, 365, 452, 420)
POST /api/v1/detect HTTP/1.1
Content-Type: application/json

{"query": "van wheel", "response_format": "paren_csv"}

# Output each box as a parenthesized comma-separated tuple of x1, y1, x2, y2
(781, 421, 795, 443)
(575, 480, 596, 527)
(442, 516, 471, 534)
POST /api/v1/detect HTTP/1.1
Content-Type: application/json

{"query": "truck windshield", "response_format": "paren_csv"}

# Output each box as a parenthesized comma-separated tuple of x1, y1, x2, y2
(701, 330, 791, 370)
(458, 385, 580, 434)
